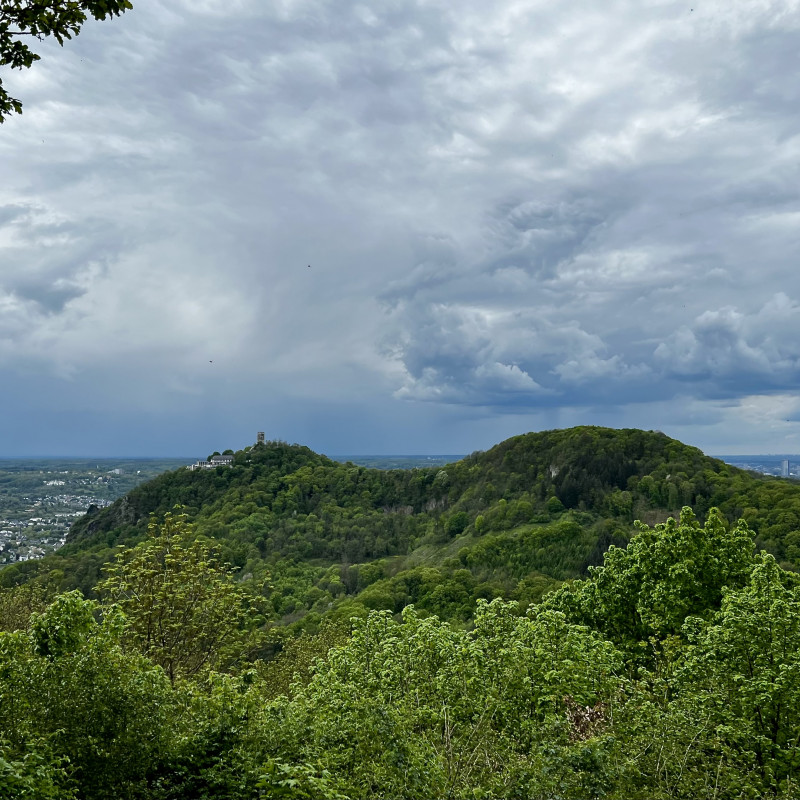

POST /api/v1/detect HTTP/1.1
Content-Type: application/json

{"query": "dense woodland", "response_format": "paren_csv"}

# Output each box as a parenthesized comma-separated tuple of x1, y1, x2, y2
(2, 426, 800, 797)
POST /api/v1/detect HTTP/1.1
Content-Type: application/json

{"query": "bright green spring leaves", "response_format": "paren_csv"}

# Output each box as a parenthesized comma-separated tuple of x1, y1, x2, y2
(610, 552, 800, 800)
(539, 508, 800, 798)
(548, 507, 756, 647)
(269, 509, 800, 799)
(3, 507, 800, 798)
(674, 554, 800, 797)
(277, 602, 622, 799)
(98, 510, 263, 685)
(0, 592, 172, 799)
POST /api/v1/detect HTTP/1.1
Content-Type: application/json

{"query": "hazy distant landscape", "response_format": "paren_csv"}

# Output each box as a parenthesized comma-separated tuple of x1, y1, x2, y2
(714, 455, 800, 478)
(0, 459, 188, 563)
(332, 454, 463, 470)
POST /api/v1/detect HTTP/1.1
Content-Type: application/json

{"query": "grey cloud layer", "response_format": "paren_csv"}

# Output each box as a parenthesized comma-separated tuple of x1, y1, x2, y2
(1, 0, 800, 453)
(374, 0, 800, 411)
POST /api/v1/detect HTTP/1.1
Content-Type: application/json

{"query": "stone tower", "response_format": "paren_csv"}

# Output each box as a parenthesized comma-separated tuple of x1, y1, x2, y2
(257, 431, 265, 445)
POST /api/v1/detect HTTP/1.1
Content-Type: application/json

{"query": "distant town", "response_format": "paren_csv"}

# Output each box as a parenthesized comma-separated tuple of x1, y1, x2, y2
(0, 458, 188, 564)
(0, 492, 113, 563)
(715, 455, 800, 478)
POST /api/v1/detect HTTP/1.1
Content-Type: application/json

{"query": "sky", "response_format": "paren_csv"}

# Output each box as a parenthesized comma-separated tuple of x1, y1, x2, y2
(2, 0, 800, 458)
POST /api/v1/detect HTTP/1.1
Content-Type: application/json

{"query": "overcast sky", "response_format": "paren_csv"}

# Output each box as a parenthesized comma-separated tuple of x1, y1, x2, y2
(2, 0, 800, 457)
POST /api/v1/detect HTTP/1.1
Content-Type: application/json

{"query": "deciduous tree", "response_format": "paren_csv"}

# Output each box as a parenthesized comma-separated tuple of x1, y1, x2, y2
(99, 510, 261, 685)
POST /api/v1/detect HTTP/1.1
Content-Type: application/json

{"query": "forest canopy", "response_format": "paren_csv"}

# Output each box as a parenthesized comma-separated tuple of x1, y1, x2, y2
(2, 505, 800, 798)
(7, 427, 800, 632)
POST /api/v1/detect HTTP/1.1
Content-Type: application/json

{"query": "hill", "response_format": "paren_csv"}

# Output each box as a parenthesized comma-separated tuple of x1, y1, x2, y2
(3, 426, 800, 628)
(5, 427, 800, 798)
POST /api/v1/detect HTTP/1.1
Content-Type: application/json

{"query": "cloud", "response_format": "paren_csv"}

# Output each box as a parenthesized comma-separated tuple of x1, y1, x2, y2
(2, 0, 800, 453)
(655, 294, 800, 392)
(387, 300, 648, 406)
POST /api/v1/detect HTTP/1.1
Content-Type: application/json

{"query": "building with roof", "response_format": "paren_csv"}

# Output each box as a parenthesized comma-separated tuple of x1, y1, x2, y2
(189, 454, 235, 470)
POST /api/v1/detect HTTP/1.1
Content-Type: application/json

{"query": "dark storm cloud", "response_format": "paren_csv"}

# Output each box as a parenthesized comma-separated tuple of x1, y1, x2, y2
(375, 0, 800, 421)
(2, 0, 800, 454)
(656, 294, 800, 391)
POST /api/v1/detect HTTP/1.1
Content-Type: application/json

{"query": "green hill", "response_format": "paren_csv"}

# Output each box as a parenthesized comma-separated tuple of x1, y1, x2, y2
(5, 428, 800, 798)
(4, 426, 800, 628)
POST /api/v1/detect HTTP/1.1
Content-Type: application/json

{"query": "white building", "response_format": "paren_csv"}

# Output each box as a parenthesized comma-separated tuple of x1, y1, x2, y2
(189, 454, 235, 470)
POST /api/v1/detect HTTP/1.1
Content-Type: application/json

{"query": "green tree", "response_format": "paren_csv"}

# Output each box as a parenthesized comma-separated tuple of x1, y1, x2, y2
(1, 0, 133, 121)
(445, 510, 469, 537)
(98, 510, 261, 685)
(673, 553, 800, 795)
(0, 591, 173, 799)
(0, 582, 47, 632)
(0, 737, 74, 800)
(606, 554, 800, 799)
(547, 507, 756, 650)
(263, 601, 622, 799)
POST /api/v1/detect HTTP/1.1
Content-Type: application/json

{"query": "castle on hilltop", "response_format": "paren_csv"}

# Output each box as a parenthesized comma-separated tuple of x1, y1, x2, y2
(188, 433, 266, 470)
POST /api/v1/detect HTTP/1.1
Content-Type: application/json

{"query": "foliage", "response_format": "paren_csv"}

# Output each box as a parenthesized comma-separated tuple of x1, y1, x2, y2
(7, 429, 800, 796)
(545, 507, 756, 651)
(602, 554, 800, 799)
(237, 600, 623, 799)
(2, 500, 800, 797)
(675, 554, 800, 794)
(256, 617, 353, 699)
(0, 582, 48, 632)
(98, 510, 263, 684)
(0, 591, 173, 799)
(9, 426, 800, 642)
(255, 761, 347, 800)
(0, 736, 74, 800)
(0, 0, 133, 121)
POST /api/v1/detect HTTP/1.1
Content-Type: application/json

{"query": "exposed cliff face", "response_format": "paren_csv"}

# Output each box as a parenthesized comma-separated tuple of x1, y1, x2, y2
(68, 493, 143, 544)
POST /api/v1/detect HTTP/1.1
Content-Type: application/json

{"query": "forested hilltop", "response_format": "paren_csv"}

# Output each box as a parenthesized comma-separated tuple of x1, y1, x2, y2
(4, 426, 800, 627)
(4, 426, 800, 797)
